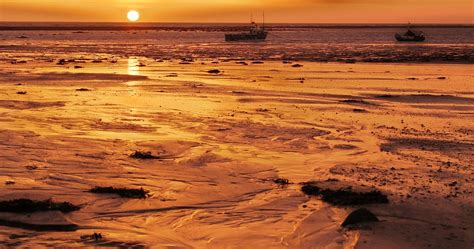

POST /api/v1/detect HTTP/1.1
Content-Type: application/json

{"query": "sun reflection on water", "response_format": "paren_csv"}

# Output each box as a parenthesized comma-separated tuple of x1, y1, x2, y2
(128, 57, 140, 76)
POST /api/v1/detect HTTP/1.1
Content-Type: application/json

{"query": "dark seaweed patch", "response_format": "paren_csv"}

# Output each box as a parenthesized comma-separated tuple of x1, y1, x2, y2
(81, 232, 103, 241)
(273, 178, 290, 185)
(207, 69, 221, 74)
(375, 94, 396, 98)
(130, 151, 175, 160)
(0, 219, 79, 231)
(301, 184, 320, 196)
(76, 88, 91, 92)
(130, 151, 161, 160)
(301, 184, 389, 206)
(256, 108, 270, 112)
(340, 99, 374, 105)
(90, 187, 149, 199)
(0, 199, 81, 213)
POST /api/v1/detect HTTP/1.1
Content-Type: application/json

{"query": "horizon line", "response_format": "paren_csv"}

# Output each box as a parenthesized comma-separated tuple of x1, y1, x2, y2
(0, 21, 473, 25)
(0, 21, 474, 26)
(1, 22, 472, 31)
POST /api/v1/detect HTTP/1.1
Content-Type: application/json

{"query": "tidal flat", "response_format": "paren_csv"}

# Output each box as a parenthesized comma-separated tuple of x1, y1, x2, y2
(0, 57, 472, 248)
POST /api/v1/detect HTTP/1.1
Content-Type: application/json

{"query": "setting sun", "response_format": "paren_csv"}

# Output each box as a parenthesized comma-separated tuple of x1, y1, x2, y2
(127, 10, 140, 22)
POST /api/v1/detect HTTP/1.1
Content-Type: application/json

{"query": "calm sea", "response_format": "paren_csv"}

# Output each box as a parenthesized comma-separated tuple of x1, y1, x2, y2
(1, 23, 473, 63)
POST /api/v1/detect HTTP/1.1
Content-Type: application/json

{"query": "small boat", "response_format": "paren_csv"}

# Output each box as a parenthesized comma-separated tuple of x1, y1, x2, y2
(225, 14, 268, 42)
(395, 23, 425, 42)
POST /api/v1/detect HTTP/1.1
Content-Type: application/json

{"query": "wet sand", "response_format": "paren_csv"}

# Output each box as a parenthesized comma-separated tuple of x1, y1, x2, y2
(0, 58, 473, 248)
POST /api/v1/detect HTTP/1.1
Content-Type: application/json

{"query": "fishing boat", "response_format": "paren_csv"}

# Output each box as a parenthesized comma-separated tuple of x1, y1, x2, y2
(225, 14, 268, 42)
(395, 23, 426, 42)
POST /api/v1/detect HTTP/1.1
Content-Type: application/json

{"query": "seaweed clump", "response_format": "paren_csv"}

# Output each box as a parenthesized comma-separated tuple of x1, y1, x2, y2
(301, 184, 389, 206)
(375, 94, 396, 98)
(207, 69, 221, 74)
(273, 178, 290, 185)
(353, 108, 367, 113)
(90, 187, 149, 199)
(130, 151, 161, 160)
(80, 232, 103, 241)
(340, 99, 374, 105)
(0, 199, 81, 213)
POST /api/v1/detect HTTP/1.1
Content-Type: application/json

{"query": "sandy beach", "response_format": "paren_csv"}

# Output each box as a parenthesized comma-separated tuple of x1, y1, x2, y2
(0, 56, 472, 248)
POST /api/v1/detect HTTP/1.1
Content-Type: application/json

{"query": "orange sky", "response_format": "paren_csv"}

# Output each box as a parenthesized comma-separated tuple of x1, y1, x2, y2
(0, 0, 472, 23)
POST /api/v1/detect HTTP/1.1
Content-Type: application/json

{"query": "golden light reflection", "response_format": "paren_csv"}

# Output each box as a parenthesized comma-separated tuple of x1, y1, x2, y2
(128, 57, 140, 76)
(126, 58, 141, 89)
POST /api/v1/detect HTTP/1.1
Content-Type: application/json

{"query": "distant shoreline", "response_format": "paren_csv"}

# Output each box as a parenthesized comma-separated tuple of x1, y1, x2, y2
(0, 23, 472, 31)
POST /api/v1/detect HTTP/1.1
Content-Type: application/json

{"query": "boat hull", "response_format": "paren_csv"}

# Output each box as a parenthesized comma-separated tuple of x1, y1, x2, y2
(395, 33, 425, 42)
(225, 32, 268, 42)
